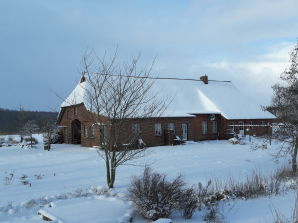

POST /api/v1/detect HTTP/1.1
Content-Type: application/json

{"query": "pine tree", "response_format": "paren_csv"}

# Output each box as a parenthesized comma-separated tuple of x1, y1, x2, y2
(266, 40, 298, 172)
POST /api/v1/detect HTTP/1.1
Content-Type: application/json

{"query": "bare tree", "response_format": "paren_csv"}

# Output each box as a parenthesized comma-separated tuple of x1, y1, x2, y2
(21, 120, 39, 147)
(266, 40, 298, 173)
(82, 50, 167, 188)
(42, 119, 57, 151)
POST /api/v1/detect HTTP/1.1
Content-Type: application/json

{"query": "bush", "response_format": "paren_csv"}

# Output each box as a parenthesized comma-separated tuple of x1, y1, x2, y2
(179, 187, 198, 219)
(128, 167, 186, 221)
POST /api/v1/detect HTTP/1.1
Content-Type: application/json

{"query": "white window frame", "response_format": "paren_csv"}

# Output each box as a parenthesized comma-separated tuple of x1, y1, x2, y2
(212, 121, 217, 134)
(154, 123, 162, 136)
(90, 125, 95, 137)
(84, 126, 88, 137)
(168, 123, 175, 133)
(202, 121, 208, 135)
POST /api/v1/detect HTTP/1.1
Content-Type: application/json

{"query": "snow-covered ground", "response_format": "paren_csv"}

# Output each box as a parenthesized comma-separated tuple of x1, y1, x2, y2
(0, 136, 295, 222)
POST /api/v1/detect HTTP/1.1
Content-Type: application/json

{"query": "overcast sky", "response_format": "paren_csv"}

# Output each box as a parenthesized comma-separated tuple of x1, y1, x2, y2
(1, 0, 297, 111)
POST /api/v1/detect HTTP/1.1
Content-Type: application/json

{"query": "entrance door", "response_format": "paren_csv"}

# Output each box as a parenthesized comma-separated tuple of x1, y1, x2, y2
(71, 119, 81, 144)
(181, 123, 188, 141)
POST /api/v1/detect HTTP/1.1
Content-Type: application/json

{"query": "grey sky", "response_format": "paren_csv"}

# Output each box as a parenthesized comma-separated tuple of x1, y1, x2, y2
(0, 0, 297, 111)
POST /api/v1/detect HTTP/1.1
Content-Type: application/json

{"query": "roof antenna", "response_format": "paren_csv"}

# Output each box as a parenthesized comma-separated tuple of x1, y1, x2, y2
(80, 71, 86, 83)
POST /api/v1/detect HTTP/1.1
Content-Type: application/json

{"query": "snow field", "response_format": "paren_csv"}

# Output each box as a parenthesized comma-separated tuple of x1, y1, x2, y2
(0, 136, 294, 222)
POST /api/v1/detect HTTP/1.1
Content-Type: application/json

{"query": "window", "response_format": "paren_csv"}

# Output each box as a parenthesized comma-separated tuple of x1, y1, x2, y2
(74, 106, 77, 115)
(202, 121, 208, 134)
(132, 123, 141, 134)
(168, 123, 175, 133)
(154, 123, 162, 136)
(84, 126, 88, 137)
(212, 121, 217, 134)
(90, 125, 95, 137)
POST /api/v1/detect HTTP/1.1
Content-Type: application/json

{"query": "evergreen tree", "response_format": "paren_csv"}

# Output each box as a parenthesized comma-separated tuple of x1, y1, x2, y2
(266, 40, 298, 172)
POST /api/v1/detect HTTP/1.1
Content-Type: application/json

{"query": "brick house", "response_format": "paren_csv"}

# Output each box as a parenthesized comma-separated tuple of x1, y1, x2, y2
(57, 75, 275, 147)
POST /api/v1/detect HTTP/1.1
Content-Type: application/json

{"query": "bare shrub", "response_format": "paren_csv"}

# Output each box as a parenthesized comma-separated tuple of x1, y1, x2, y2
(23, 137, 38, 145)
(204, 205, 224, 223)
(274, 165, 296, 180)
(20, 180, 30, 185)
(19, 174, 31, 186)
(34, 174, 43, 180)
(3, 172, 14, 185)
(267, 175, 283, 195)
(228, 170, 266, 198)
(179, 187, 198, 219)
(197, 180, 217, 209)
(128, 167, 185, 221)
(19, 174, 28, 180)
(196, 167, 289, 209)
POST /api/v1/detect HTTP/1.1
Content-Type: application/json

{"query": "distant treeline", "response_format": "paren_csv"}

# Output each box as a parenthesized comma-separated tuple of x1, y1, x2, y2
(0, 108, 58, 134)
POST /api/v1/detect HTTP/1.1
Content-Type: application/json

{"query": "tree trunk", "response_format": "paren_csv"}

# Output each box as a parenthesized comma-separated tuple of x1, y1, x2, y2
(105, 150, 111, 188)
(292, 137, 298, 173)
(109, 152, 116, 189)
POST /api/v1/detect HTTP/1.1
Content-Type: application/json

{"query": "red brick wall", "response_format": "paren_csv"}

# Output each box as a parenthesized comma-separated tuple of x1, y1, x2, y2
(118, 117, 195, 147)
(58, 104, 274, 147)
(193, 114, 223, 140)
(58, 104, 104, 147)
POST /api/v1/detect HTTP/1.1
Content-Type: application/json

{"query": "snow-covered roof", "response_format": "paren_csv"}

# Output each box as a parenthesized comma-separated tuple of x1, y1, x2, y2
(61, 78, 275, 120)
(160, 80, 275, 119)
(61, 80, 87, 108)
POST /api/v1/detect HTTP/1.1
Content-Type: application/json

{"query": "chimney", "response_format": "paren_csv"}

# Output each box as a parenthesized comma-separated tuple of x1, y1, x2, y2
(80, 74, 86, 83)
(200, 75, 208, 84)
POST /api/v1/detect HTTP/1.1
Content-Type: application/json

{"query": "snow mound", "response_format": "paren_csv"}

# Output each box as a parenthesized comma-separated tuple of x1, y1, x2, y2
(153, 218, 172, 223)
(39, 196, 133, 223)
